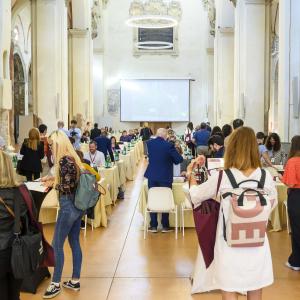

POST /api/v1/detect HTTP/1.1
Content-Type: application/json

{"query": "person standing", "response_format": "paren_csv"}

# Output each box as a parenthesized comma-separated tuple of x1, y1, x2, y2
(94, 129, 114, 162)
(144, 128, 183, 232)
(43, 131, 84, 299)
(193, 122, 210, 155)
(184, 122, 195, 156)
(83, 141, 105, 168)
(90, 123, 101, 140)
(20, 128, 44, 181)
(189, 127, 277, 299)
(224, 119, 243, 148)
(281, 135, 300, 271)
(57, 121, 70, 137)
(140, 122, 153, 158)
(68, 120, 81, 150)
(0, 150, 29, 300)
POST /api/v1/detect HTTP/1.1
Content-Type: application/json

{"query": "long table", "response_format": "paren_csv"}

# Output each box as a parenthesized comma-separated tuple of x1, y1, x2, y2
(139, 179, 289, 230)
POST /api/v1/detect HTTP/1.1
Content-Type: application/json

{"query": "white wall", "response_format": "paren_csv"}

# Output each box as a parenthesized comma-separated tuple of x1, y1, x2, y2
(94, 0, 214, 134)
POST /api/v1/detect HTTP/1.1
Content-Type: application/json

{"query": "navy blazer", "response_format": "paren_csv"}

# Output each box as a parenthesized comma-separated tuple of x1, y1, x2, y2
(144, 137, 183, 183)
(94, 135, 114, 162)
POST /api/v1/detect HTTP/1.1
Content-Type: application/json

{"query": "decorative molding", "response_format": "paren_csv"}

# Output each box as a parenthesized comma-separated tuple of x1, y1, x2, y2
(245, 0, 267, 4)
(201, 0, 216, 36)
(91, 0, 101, 39)
(217, 26, 234, 34)
(68, 29, 89, 38)
(229, 0, 236, 7)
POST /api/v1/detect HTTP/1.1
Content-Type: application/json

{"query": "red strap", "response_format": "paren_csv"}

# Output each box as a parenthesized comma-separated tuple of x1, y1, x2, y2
(18, 185, 37, 225)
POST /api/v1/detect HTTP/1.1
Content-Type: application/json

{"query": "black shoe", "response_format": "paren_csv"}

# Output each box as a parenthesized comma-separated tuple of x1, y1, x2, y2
(148, 227, 158, 233)
(63, 280, 81, 291)
(43, 283, 61, 299)
(162, 227, 173, 233)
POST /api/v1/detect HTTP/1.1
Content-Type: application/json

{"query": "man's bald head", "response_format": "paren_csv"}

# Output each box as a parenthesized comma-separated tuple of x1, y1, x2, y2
(156, 128, 168, 140)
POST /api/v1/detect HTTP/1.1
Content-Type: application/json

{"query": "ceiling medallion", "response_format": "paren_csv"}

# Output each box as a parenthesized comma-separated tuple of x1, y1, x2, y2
(126, 0, 182, 29)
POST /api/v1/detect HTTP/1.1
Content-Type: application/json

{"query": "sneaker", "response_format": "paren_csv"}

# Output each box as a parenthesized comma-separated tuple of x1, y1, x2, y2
(162, 227, 173, 233)
(148, 227, 158, 233)
(63, 280, 81, 291)
(43, 283, 61, 299)
(285, 262, 300, 271)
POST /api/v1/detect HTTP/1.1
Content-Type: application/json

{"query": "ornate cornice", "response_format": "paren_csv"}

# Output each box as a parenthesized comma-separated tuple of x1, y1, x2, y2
(201, 0, 216, 36)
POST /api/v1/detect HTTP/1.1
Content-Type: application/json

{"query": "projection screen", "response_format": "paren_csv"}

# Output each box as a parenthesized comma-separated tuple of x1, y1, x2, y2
(120, 79, 190, 122)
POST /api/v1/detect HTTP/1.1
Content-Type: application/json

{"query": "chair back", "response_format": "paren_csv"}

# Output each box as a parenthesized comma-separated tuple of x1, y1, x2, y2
(147, 187, 175, 211)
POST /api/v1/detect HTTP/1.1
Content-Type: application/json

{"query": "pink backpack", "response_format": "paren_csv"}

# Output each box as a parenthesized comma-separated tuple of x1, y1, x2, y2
(221, 169, 275, 248)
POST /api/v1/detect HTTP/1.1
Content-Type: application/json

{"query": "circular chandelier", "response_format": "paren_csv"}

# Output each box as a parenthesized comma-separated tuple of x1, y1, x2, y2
(126, 15, 178, 29)
(136, 41, 173, 50)
(127, 0, 182, 29)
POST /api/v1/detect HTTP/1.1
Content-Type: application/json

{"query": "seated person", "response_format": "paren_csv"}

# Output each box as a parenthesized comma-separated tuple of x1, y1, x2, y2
(208, 135, 224, 158)
(120, 130, 130, 142)
(81, 130, 90, 143)
(128, 129, 136, 141)
(173, 140, 189, 177)
(83, 141, 105, 168)
(111, 136, 120, 151)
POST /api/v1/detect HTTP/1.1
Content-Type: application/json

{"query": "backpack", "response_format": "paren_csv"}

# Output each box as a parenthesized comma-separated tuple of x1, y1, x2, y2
(221, 169, 275, 248)
(74, 170, 100, 211)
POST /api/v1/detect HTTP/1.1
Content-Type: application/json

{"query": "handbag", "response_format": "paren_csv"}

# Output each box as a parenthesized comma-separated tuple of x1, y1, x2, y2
(10, 189, 44, 279)
(191, 170, 223, 269)
(18, 185, 55, 267)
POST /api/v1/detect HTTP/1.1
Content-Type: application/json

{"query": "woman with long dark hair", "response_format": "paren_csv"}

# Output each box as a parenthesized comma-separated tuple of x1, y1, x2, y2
(282, 135, 300, 271)
(265, 133, 283, 164)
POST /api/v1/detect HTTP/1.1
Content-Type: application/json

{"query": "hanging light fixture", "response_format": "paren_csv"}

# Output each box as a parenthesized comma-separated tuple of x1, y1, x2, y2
(126, 0, 182, 29)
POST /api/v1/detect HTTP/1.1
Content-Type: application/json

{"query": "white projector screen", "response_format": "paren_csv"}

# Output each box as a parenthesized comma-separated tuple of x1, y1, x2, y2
(120, 79, 190, 122)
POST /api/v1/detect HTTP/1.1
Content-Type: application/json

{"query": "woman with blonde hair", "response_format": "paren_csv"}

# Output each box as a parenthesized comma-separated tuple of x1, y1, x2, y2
(189, 127, 278, 300)
(20, 127, 44, 181)
(0, 151, 28, 300)
(43, 131, 84, 299)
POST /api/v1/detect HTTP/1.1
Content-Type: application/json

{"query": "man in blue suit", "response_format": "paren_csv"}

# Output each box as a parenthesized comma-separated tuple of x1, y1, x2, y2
(94, 129, 114, 162)
(144, 128, 183, 233)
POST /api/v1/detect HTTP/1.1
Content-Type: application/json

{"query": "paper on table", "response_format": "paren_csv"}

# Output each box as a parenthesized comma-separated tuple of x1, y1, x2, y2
(25, 181, 49, 193)
(207, 158, 224, 170)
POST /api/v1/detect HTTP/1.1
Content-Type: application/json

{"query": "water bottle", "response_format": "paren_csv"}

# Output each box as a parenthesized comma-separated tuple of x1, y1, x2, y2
(105, 155, 111, 168)
(114, 150, 119, 162)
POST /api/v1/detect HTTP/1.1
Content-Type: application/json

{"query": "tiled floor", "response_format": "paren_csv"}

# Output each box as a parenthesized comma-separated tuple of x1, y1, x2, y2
(21, 162, 300, 299)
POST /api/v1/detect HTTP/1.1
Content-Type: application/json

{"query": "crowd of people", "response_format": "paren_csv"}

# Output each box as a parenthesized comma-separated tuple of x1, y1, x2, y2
(0, 118, 299, 300)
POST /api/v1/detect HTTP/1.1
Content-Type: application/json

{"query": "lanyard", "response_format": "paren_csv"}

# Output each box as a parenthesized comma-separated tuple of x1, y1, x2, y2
(89, 152, 98, 164)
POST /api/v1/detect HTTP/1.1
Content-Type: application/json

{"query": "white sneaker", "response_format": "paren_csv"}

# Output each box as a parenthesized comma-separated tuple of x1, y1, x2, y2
(285, 261, 300, 271)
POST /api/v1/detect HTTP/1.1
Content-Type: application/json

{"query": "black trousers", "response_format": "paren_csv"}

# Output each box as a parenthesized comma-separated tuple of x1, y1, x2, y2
(186, 142, 195, 157)
(23, 171, 40, 182)
(287, 188, 300, 267)
(0, 248, 23, 300)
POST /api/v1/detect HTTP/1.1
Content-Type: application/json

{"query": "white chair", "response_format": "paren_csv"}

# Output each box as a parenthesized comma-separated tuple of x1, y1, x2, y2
(180, 183, 193, 237)
(83, 215, 94, 237)
(282, 200, 291, 234)
(144, 187, 178, 239)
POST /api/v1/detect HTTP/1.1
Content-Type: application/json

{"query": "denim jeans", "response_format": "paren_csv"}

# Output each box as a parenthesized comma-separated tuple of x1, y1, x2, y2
(52, 194, 83, 283)
(148, 180, 172, 228)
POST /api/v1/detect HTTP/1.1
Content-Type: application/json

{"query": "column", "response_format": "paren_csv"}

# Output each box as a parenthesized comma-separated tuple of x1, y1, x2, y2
(234, 0, 269, 132)
(68, 0, 94, 127)
(0, 0, 12, 144)
(278, 0, 300, 141)
(31, 0, 68, 132)
(214, 0, 235, 125)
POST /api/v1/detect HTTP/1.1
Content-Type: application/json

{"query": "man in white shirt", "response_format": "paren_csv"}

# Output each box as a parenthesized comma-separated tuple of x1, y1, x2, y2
(83, 141, 105, 168)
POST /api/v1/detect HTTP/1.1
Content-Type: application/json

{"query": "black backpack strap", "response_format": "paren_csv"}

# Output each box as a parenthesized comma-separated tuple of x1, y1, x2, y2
(224, 169, 239, 188)
(259, 169, 266, 188)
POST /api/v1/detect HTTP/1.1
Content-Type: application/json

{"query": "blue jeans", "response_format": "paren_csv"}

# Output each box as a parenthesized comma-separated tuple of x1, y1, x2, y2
(52, 194, 83, 283)
(148, 180, 172, 228)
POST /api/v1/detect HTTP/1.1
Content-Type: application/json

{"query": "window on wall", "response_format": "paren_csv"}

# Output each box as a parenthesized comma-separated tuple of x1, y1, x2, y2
(133, 27, 179, 56)
(138, 28, 174, 50)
